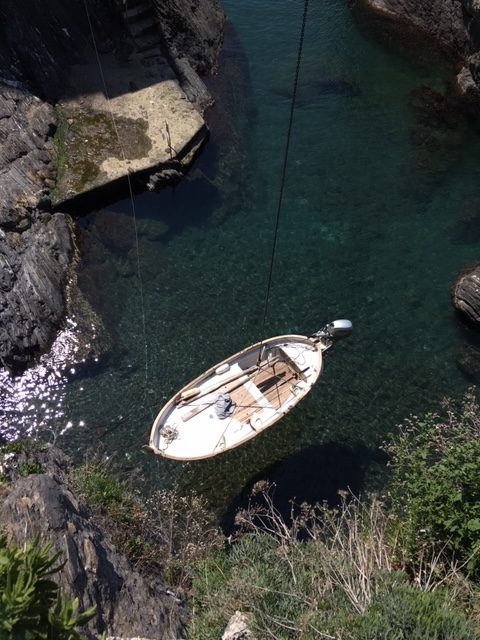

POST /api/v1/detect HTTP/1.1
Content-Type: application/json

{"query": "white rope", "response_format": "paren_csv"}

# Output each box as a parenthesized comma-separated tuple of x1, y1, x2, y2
(82, 0, 149, 392)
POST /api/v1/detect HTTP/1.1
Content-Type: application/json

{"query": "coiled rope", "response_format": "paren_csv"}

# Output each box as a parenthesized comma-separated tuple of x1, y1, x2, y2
(257, 0, 310, 361)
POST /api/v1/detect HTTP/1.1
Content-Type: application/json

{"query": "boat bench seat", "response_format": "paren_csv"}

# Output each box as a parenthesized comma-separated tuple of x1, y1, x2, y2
(276, 346, 308, 381)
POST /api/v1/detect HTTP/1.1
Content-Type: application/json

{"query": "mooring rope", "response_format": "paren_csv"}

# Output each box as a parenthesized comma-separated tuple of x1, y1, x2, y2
(82, 0, 149, 392)
(257, 0, 310, 362)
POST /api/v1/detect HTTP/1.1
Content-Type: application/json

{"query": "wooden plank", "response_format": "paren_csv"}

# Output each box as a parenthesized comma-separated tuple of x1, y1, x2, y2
(176, 356, 281, 405)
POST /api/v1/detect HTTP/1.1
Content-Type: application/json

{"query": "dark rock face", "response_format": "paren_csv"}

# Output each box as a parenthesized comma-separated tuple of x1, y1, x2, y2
(455, 51, 480, 109)
(451, 263, 480, 327)
(351, 0, 480, 107)
(153, 0, 225, 75)
(0, 86, 73, 372)
(0, 88, 57, 228)
(152, 0, 225, 110)
(352, 0, 472, 54)
(0, 447, 186, 639)
(0, 0, 224, 373)
(0, 0, 87, 100)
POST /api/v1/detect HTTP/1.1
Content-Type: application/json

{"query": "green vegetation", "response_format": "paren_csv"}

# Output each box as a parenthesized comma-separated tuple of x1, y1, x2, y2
(3, 393, 480, 638)
(72, 454, 221, 586)
(386, 390, 480, 575)
(0, 536, 95, 639)
(0, 439, 47, 456)
(190, 490, 480, 639)
(189, 392, 480, 639)
(52, 105, 69, 194)
(17, 462, 45, 477)
(0, 439, 46, 482)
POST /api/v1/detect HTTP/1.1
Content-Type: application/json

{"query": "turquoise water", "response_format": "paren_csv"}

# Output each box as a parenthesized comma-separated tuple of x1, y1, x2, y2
(3, 0, 480, 509)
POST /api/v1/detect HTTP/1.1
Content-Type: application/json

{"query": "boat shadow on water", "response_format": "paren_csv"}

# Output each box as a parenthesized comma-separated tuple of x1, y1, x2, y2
(220, 441, 387, 537)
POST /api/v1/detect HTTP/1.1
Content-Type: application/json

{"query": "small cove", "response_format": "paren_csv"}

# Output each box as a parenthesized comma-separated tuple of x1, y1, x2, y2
(2, 0, 480, 512)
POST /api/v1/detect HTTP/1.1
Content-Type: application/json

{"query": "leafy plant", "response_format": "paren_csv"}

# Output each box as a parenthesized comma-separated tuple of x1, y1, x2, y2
(0, 535, 95, 639)
(72, 454, 221, 587)
(0, 439, 46, 456)
(190, 478, 480, 640)
(18, 462, 45, 477)
(352, 582, 479, 640)
(385, 390, 480, 575)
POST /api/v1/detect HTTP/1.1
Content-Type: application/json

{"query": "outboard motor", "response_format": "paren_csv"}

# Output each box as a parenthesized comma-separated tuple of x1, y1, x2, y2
(312, 319, 352, 349)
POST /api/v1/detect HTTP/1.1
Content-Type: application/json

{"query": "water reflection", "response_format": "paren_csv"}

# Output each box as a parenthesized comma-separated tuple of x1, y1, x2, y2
(0, 318, 93, 441)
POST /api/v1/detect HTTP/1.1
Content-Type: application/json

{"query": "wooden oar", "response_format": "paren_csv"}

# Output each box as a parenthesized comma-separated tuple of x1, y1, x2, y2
(176, 355, 281, 406)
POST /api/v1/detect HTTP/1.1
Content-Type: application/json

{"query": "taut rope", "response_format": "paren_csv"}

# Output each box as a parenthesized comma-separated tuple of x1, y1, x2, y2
(257, 0, 310, 363)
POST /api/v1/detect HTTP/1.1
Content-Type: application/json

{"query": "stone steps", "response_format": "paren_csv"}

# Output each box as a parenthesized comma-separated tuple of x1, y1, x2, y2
(124, 3, 151, 23)
(123, 0, 162, 54)
(129, 17, 158, 39)
(135, 32, 162, 52)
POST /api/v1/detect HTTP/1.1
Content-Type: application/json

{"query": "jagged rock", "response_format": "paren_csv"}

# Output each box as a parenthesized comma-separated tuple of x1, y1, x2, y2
(0, 0, 224, 373)
(352, 0, 472, 54)
(0, 212, 73, 372)
(0, 0, 86, 100)
(0, 82, 74, 372)
(152, 0, 225, 75)
(351, 0, 480, 108)
(222, 611, 255, 640)
(0, 446, 186, 639)
(455, 52, 480, 112)
(452, 263, 480, 327)
(0, 87, 57, 229)
(151, 0, 225, 110)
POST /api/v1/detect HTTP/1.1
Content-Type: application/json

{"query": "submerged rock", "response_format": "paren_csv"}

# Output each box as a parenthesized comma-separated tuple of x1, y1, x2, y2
(451, 263, 480, 327)
(455, 341, 480, 382)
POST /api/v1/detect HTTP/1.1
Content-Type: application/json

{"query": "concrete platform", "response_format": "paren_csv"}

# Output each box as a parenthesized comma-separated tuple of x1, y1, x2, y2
(52, 46, 207, 209)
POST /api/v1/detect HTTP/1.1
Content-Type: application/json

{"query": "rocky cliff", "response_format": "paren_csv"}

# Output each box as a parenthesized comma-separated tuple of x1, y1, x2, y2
(0, 87, 74, 372)
(0, 0, 224, 373)
(351, 0, 480, 104)
(0, 445, 186, 638)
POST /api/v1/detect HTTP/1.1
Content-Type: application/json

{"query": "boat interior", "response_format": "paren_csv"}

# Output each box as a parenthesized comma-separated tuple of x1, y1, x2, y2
(225, 346, 310, 426)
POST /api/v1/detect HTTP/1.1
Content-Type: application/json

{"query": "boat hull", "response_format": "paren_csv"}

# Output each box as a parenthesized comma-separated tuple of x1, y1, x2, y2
(149, 334, 325, 461)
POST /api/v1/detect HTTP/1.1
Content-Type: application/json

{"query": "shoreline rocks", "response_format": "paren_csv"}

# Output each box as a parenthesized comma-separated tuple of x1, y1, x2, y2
(451, 263, 480, 327)
(350, 0, 480, 109)
(0, 445, 186, 639)
(0, 86, 74, 372)
(0, 0, 225, 374)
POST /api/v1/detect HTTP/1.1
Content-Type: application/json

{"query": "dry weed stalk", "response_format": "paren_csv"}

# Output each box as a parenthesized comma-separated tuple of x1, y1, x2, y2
(234, 483, 469, 620)
(145, 489, 223, 589)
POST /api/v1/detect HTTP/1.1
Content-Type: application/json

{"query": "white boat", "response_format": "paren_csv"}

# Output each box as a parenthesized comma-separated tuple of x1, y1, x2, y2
(149, 320, 352, 461)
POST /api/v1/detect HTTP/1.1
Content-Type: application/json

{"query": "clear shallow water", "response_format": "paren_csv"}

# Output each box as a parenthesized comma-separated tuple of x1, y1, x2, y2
(3, 0, 480, 509)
